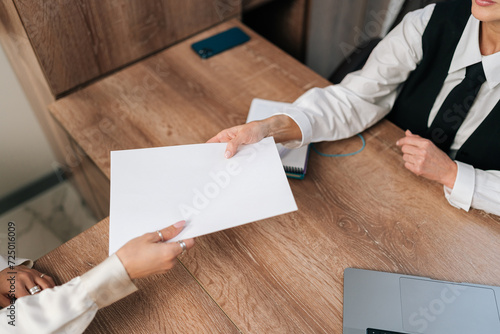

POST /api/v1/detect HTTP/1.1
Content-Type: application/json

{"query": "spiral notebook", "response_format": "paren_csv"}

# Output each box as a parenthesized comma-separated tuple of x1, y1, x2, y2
(246, 98, 310, 179)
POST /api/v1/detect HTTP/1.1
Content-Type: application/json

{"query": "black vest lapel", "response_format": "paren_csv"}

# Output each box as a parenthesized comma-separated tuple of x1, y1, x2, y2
(388, 0, 470, 134)
(455, 101, 500, 170)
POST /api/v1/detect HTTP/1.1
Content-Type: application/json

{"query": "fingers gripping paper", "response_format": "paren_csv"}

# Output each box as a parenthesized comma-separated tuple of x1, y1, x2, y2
(109, 137, 297, 255)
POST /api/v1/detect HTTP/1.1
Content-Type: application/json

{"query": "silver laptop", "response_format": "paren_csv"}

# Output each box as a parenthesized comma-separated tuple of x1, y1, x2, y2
(343, 268, 500, 334)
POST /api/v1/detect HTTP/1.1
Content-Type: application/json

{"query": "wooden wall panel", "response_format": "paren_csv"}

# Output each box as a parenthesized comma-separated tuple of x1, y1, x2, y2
(13, 0, 241, 96)
(66, 135, 110, 220)
(80, 151, 110, 219)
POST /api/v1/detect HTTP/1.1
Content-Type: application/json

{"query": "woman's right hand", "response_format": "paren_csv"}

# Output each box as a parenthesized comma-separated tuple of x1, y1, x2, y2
(207, 115, 302, 158)
(207, 121, 270, 158)
(116, 220, 194, 280)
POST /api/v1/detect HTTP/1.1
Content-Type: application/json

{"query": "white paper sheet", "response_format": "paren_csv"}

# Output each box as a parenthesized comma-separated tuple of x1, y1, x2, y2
(109, 137, 297, 255)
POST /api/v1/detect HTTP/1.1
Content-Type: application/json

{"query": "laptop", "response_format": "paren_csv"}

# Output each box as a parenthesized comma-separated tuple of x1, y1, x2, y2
(343, 268, 500, 334)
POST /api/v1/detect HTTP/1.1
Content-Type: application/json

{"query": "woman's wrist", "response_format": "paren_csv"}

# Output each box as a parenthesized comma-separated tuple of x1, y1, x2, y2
(442, 161, 458, 189)
(266, 115, 302, 143)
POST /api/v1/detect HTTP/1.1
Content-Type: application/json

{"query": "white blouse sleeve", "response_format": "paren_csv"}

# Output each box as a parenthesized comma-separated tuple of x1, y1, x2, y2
(0, 257, 33, 271)
(444, 161, 500, 216)
(277, 4, 435, 148)
(0, 254, 137, 334)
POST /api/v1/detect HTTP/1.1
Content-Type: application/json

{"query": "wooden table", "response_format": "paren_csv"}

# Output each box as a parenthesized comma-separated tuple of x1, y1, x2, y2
(37, 19, 500, 333)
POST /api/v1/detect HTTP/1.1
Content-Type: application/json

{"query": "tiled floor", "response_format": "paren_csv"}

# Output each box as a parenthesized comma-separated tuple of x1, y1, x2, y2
(0, 181, 97, 260)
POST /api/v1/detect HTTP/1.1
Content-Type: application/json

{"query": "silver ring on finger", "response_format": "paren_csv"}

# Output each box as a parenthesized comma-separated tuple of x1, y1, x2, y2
(29, 285, 42, 295)
(156, 230, 164, 242)
(177, 240, 187, 256)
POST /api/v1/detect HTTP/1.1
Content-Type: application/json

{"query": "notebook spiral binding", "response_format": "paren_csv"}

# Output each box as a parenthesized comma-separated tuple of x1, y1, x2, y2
(284, 166, 304, 174)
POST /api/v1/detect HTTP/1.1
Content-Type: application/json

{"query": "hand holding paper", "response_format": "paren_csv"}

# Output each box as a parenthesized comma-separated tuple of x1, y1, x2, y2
(109, 137, 297, 255)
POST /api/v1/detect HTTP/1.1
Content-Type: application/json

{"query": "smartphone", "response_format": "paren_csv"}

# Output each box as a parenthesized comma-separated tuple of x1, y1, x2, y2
(191, 27, 250, 59)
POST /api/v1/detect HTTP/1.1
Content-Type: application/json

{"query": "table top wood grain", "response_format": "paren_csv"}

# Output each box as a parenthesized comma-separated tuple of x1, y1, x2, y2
(44, 19, 500, 333)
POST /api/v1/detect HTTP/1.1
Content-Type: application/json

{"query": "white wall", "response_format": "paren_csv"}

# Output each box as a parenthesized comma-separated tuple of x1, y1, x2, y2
(0, 44, 57, 198)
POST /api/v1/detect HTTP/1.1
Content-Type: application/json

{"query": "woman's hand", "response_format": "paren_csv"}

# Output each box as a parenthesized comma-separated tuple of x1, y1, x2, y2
(0, 266, 55, 307)
(116, 220, 194, 280)
(397, 130, 458, 188)
(207, 115, 302, 158)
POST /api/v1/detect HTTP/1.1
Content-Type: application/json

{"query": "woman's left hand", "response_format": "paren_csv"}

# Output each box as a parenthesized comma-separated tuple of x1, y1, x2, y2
(396, 130, 458, 188)
(116, 220, 194, 280)
(0, 266, 55, 307)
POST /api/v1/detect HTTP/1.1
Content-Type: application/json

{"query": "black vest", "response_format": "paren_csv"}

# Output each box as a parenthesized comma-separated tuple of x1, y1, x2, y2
(388, 0, 500, 171)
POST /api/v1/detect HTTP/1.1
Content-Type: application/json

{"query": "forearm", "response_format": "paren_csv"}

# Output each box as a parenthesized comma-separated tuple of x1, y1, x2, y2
(265, 115, 302, 144)
(440, 161, 458, 189)
(281, 85, 393, 147)
(0, 255, 137, 333)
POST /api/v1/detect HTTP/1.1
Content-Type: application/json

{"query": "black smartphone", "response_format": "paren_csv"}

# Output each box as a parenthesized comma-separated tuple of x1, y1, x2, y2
(191, 27, 250, 59)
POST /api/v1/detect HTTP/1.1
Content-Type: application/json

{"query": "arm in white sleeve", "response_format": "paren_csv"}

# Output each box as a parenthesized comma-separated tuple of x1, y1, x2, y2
(0, 254, 137, 334)
(279, 4, 435, 148)
(444, 161, 500, 216)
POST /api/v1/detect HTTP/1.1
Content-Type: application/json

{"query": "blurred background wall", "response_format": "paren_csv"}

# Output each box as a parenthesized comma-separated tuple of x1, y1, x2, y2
(0, 44, 56, 199)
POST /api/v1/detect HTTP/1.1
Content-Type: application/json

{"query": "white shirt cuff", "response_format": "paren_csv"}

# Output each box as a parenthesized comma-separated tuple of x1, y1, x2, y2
(80, 254, 138, 309)
(16, 258, 33, 268)
(274, 106, 312, 148)
(0, 256, 33, 271)
(443, 161, 475, 211)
